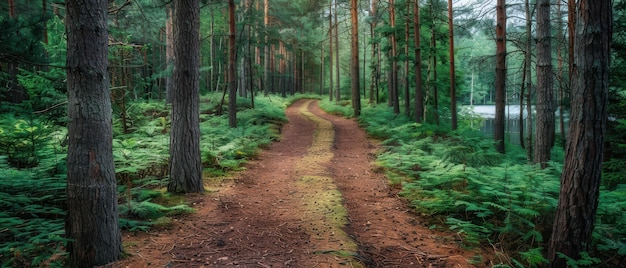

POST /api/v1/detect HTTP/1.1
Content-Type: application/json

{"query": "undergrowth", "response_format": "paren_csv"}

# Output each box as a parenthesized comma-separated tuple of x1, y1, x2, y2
(321, 100, 626, 268)
(0, 93, 289, 267)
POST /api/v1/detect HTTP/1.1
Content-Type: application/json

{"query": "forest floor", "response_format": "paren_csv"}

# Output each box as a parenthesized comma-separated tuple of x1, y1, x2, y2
(107, 99, 489, 268)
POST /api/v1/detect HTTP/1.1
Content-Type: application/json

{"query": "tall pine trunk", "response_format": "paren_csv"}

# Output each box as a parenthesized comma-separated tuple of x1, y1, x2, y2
(65, 0, 122, 265)
(494, 0, 507, 153)
(228, 0, 237, 128)
(168, 0, 203, 193)
(414, 0, 424, 123)
(447, 0, 457, 130)
(548, 0, 611, 265)
(350, 0, 361, 116)
(534, 0, 554, 167)
(390, 0, 399, 114)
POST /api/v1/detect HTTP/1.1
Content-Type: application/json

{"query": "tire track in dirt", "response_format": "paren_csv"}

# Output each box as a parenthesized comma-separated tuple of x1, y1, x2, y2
(109, 99, 485, 268)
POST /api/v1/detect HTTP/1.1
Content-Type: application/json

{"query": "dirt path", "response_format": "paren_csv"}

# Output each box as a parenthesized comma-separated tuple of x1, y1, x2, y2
(110, 100, 483, 267)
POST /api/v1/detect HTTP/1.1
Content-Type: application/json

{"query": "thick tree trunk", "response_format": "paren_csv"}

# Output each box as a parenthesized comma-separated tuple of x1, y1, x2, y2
(535, 0, 554, 167)
(168, 0, 203, 193)
(65, 0, 122, 266)
(350, 0, 361, 116)
(414, 0, 424, 123)
(494, 0, 506, 153)
(548, 0, 611, 265)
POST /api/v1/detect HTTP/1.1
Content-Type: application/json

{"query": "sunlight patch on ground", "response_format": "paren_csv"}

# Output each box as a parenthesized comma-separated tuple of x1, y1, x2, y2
(293, 100, 362, 266)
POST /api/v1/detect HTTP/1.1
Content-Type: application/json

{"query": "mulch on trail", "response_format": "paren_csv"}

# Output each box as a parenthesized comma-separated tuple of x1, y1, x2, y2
(107, 99, 487, 268)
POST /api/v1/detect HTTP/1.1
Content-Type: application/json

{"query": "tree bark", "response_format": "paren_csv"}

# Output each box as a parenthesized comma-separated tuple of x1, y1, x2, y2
(65, 0, 122, 265)
(263, 0, 270, 95)
(494, 0, 506, 153)
(447, 0, 457, 130)
(334, 0, 341, 102)
(165, 4, 174, 103)
(350, 0, 361, 116)
(329, 10, 334, 101)
(535, 0, 554, 167)
(228, 0, 237, 128)
(168, 0, 203, 193)
(525, 0, 533, 163)
(414, 0, 424, 123)
(548, 0, 611, 265)
(369, 0, 379, 104)
(390, 0, 399, 114)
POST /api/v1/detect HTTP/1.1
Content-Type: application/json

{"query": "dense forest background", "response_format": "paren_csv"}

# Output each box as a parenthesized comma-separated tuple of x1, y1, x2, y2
(0, 0, 624, 267)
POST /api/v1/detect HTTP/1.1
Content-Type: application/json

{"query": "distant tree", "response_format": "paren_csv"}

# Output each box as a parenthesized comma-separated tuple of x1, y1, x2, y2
(165, 4, 174, 103)
(228, 0, 237, 128)
(413, 0, 424, 123)
(494, 0, 506, 153)
(350, 0, 361, 116)
(447, 0, 457, 130)
(65, 0, 122, 266)
(334, 0, 340, 102)
(168, 0, 203, 193)
(389, 0, 399, 114)
(548, 0, 612, 265)
(534, 0, 554, 167)
(329, 9, 335, 101)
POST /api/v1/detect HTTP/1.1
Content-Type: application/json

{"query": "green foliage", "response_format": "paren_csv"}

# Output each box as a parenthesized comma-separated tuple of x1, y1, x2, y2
(556, 252, 601, 268)
(0, 157, 67, 267)
(354, 102, 625, 267)
(594, 184, 626, 257)
(318, 99, 355, 118)
(1, 92, 287, 266)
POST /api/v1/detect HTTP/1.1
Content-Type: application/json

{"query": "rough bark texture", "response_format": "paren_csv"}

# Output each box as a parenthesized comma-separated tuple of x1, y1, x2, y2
(494, 0, 506, 153)
(168, 0, 203, 193)
(350, 0, 361, 117)
(414, 0, 424, 123)
(65, 0, 122, 266)
(535, 0, 554, 167)
(548, 0, 611, 266)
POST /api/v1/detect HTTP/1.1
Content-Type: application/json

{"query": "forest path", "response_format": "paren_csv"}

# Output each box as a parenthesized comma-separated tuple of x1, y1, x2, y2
(110, 100, 482, 268)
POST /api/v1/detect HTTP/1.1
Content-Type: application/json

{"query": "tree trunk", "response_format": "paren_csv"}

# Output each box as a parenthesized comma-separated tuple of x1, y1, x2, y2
(65, 0, 122, 265)
(228, 0, 237, 127)
(165, 4, 174, 103)
(168, 0, 203, 193)
(548, 0, 611, 265)
(414, 0, 424, 123)
(390, 0, 399, 114)
(334, 0, 341, 102)
(525, 0, 533, 163)
(448, 0, 457, 130)
(404, 17, 410, 117)
(535, 0, 554, 167)
(329, 11, 334, 101)
(263, 0, 270, 95)
(369, 0, 378, 104)
(350, 0, 361, 116)
(494, 0, 506, 153)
